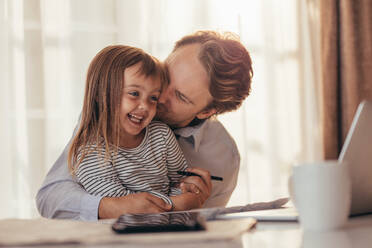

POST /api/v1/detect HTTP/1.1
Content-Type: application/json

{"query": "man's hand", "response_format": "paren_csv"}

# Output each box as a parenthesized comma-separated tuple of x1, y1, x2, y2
(98, 192, 172, 219)
(170, 192, 205, 211)
(179, 167, 212, 206)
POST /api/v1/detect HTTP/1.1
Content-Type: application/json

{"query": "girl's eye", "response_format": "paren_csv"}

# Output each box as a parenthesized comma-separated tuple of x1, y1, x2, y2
(150, 96, 159, 102)
(129, 91, 139, 97)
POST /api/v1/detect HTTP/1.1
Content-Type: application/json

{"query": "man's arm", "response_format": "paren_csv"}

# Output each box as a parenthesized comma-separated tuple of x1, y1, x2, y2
(36, 122, 174, 220)
(36, 138, 173, 220)
(35, 138, 102, 221)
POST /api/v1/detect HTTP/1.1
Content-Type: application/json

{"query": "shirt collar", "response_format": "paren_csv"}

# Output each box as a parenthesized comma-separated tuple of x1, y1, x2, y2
(173, 119, 209, 152)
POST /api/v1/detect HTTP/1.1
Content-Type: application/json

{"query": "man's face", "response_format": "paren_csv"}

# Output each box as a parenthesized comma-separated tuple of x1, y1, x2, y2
(157, 44, 215, 128)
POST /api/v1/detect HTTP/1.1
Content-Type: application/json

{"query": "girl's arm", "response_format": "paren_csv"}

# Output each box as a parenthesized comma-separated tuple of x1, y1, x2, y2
(161, 126, 208, 210)
(162, 126, 188, 197)
(75, 148, 136, 197)
(76, 147, 175, 214)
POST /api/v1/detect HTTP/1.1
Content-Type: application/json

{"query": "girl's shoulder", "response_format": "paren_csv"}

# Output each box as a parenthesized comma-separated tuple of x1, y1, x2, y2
(76, 143, 107, 160)
(148, 120, 172, 133)
(147, 121, 175, 143)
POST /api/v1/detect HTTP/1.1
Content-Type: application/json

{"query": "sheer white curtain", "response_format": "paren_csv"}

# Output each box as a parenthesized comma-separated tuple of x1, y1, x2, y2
(214, 0, 323, 204)
(0, 0, 321, 218)
(0, 0, 118, 218)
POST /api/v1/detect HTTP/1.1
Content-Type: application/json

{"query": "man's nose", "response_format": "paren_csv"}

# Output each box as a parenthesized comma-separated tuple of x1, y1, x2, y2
(158, 87, 169, 105)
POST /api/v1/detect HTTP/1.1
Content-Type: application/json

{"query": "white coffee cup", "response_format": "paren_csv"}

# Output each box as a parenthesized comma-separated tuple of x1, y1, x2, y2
(288, 160, 351, 231)
(302, 230, 351, 248)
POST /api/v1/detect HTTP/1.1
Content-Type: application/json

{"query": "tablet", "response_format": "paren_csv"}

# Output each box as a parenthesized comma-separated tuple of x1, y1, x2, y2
(112, 212, 206, 234)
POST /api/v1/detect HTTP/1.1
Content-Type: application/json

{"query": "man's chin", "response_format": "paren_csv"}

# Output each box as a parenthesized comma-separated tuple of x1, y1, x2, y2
(155, 113, 172, 125)
(153, 115, 162, 121)
(155, 112, 192, 128)
(154, 115, 177, 128)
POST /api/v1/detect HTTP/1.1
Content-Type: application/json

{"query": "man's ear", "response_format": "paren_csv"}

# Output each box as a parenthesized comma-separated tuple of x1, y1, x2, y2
(196, 108, 217, 120)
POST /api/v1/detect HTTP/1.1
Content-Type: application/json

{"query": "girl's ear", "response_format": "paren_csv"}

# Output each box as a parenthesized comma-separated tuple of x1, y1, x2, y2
(196, 108, 217, 120)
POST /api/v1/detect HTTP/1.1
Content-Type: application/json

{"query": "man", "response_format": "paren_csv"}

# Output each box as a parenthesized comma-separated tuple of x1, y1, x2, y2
(36, 30, 253, 220)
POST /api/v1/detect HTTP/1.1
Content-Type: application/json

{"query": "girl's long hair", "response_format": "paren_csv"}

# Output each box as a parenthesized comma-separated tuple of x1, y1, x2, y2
(68, 45, 166, 174)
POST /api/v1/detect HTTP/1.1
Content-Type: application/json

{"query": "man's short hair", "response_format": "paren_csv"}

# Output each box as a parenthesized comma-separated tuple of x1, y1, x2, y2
(173, 30, 253, 115)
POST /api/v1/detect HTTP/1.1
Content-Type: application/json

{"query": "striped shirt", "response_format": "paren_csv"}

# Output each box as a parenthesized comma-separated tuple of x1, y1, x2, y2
(75, 121, 188, 206)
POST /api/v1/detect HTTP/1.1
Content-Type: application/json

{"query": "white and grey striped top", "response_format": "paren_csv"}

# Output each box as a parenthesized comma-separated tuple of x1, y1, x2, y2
(75, 121, 188, 206)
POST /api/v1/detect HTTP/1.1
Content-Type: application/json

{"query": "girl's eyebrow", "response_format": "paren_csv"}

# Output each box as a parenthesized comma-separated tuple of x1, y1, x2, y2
(124, 84, 142, 89)
(125, 84, 161, 93)
(152, 88, 162, 94)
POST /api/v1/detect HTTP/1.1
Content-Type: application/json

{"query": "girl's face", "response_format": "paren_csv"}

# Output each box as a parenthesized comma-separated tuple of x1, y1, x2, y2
(119, 63, 162, 139)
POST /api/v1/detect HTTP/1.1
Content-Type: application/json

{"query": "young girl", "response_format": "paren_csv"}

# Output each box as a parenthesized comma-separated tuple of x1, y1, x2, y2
(68, 45, 194, 211)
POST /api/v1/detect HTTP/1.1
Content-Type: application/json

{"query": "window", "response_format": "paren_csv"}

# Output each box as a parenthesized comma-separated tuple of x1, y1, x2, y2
(0, 0, 321, 218)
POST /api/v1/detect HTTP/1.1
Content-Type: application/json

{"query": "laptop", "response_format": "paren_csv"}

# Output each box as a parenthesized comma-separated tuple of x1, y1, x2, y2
(217, 100, 372, 221)
(339, 100, 372, 216)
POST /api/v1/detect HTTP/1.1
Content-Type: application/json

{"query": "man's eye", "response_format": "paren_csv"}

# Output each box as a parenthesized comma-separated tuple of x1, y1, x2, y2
(129, 91, 139, 97)
(176, 91, 187, 103)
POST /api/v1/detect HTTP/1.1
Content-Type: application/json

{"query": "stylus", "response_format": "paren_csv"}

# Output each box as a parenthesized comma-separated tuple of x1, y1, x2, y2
(177, 170, 223, 181)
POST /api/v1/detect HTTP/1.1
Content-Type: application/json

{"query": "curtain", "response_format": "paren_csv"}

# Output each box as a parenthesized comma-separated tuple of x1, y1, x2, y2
(0, 0, 118, 218)
(1, 0, 321, 218)
(321, 0, 372, 159)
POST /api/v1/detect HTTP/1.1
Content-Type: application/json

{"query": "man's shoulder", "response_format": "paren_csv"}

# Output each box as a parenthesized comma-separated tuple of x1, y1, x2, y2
(204, 118, 228, 132)
(204, 119, 237, 148)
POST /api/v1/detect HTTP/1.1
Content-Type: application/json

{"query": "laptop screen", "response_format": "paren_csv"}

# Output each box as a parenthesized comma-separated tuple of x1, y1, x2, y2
(338, 101, 372, 215)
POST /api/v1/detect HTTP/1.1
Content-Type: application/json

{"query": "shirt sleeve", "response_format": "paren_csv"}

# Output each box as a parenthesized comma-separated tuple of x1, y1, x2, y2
(35, 136, 102, 221)
(75, 147, 137, 197)
(162, 126, 188, 197)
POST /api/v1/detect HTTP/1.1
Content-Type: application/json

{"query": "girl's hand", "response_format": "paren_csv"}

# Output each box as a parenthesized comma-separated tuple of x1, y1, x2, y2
(98, 192, 172, 219)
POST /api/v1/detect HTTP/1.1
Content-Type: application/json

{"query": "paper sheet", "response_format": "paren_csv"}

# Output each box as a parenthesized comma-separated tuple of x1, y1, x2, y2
(183, 197, 290, 220)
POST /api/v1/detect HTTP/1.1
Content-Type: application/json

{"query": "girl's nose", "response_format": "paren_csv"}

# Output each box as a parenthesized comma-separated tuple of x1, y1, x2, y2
(138, 100, 148, 110)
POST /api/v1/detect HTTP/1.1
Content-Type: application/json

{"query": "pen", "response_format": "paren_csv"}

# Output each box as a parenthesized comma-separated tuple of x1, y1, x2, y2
(177, 170, 223, 181)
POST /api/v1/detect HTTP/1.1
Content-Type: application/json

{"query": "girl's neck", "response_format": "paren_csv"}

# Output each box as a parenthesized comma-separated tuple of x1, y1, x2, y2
(118, 129, 145, 149)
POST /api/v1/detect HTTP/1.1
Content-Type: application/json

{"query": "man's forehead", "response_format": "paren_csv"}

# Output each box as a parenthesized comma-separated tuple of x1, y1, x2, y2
(169, 60, 210, 93)
(167, 43, 201, 62)
(166, 44, 212, 104)
(167, 47, 208, 83)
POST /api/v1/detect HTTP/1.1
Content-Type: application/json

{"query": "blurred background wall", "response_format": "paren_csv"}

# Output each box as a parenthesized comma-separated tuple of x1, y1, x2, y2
(0, 0, 322, 218)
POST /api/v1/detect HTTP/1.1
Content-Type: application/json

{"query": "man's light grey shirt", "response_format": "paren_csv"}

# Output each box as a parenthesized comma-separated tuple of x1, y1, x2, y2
(36, 118, 240, 221)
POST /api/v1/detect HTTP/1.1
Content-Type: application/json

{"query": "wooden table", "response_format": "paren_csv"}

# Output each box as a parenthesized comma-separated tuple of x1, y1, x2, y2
(1, 214, 371, 247)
